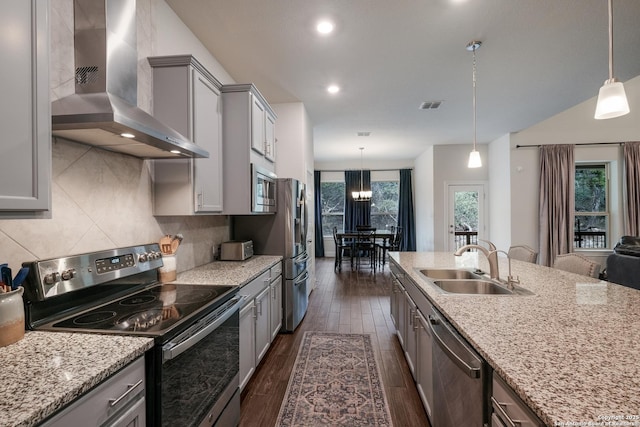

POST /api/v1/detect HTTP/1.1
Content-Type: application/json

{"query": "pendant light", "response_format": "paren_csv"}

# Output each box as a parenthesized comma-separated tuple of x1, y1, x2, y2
(594, 0, 630, 120)
(352, 147, 372, 201)
(467, 40, 482, 168)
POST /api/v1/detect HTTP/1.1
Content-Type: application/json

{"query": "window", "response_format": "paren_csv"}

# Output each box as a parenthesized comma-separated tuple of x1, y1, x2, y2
(370, 180, 399, 231)
(574, 163, 608, 249)
(321, 181, 345, 235)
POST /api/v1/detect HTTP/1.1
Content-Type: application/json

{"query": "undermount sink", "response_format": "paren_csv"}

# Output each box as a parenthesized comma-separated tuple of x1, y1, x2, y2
(432, 279, 514, 295)
(418, 268, 482, 280)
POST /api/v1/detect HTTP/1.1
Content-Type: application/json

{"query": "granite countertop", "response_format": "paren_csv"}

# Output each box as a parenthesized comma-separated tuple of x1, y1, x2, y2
(390, 252, 640, 427)
(0, 255, 280, 427)
(175, 255, 282, 286)
(0, 332, 153, 427)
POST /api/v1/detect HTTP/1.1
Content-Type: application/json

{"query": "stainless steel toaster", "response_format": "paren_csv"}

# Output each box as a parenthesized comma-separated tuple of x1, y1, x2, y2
(220, 240, 254, 261)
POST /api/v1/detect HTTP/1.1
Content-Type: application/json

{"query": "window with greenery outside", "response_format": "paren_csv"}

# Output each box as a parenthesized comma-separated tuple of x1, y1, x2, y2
(370, 181, 399, 231)
(321, 182, 345, 235)
(574, 164, 608, 249)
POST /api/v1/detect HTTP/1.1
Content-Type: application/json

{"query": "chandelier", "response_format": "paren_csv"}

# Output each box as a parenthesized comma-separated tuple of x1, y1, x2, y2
(352, 147, 372, 201)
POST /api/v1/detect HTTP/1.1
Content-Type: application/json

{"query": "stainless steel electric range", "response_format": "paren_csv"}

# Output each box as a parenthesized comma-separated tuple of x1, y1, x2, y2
(22, 243, 242, 427)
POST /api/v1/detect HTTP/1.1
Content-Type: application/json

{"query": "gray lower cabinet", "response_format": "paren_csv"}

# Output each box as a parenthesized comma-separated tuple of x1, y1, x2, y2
(492, 373, 544, 427)
(404, 291, 418, 378)
(41, 356, 146, 427)
(254, 286, 271, 363)
(239, 268, 273, 391)
(0, 0, 51, 213)
(239, 298, 256, 391)
(269, 265, 283, 340)
(149, 55, 223, 214)
(416, 310, 434, 421)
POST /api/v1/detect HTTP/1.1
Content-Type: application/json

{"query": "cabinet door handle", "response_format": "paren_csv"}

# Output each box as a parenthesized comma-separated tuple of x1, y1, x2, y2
(109, 379, 143, 408)
(491, 397, 521, 427)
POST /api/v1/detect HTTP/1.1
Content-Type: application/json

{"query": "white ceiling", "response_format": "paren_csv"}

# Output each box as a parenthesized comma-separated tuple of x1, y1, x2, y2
(165, 0, 640, 162)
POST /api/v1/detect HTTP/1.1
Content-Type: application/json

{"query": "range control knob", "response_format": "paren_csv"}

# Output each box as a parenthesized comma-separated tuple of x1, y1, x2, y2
(44, 272, 61, 285)
(61, 269, 76, 281)
(138, 253, 148, 263)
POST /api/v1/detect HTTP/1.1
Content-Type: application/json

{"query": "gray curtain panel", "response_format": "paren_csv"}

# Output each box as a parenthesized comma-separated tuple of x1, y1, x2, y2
(538, 144, 575, 266)
(624, 142, 640, 236)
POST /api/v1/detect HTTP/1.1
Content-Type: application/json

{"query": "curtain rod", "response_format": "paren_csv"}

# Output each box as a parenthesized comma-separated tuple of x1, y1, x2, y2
(316, 168, 414, 172)
(515, 142, 623, 148)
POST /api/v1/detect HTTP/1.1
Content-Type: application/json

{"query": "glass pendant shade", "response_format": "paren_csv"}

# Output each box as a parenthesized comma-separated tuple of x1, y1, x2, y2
(352, 190, 372, 200)
(468, 150, 482, 168)
(594, 79, 630, 119)
(594, 0, 630, 120)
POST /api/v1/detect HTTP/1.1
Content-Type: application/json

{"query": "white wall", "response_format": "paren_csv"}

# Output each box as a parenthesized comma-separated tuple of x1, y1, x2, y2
(432, 144, 489, 251)
(414, 147, 434, 251)
(272, 102, 313, 183)
(152, 0, 235, 85)
(488, 134, 512, 250)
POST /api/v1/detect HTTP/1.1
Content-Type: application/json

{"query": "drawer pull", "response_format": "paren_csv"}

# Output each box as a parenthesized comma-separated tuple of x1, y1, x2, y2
(491, 396, 521, 427)
(109, 379, 143, 408)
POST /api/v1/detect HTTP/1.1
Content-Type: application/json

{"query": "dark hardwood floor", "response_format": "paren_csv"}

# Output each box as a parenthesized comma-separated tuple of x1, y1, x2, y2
(240, 257, 430, 427)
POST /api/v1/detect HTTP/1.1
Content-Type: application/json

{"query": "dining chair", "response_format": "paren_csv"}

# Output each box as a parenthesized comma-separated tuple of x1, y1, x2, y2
(508, 245, 538, 263)
(332, 226, 351, 272)
(377, 226, 403, 269)
(552, 253, 601, 278)
(355, 228, 377, 272)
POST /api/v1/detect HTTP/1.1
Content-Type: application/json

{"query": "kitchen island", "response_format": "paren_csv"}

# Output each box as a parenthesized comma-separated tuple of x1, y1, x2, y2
(390, 251, 640, 426)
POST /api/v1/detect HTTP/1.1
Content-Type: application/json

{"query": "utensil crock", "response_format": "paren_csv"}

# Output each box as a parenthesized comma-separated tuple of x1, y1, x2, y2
(0, 287, 25, 347)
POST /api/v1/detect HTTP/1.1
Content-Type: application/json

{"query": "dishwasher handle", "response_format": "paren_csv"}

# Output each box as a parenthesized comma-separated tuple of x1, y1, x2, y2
(428, 314, 481, 379)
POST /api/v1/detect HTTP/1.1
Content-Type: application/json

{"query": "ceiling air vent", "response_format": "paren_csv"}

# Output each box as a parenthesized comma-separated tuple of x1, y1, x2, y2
(419, 100, 442, 110)
(357, 132, 371, 137)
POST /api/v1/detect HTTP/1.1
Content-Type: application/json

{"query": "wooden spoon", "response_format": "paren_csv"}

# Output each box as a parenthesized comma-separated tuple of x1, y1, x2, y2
(160, 235, 172, 254)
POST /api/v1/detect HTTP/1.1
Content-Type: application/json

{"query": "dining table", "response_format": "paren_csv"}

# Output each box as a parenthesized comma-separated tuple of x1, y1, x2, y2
(336, 230, 395, 270)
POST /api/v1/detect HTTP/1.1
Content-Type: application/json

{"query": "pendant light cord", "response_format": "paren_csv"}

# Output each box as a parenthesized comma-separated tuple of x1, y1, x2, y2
(607, 0, 614, 82)
(472, 45, 478, 151)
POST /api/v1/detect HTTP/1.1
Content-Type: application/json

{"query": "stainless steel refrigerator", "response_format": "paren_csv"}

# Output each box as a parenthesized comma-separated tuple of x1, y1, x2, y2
(233, 178, 309, 332)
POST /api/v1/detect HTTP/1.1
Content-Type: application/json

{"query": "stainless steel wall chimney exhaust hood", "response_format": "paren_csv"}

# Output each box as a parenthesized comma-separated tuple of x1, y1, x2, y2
(51, 0, 208, 159)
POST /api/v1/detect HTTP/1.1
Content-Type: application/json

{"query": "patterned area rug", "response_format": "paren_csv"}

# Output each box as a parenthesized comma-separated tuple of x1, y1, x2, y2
(276, 332, 393, 426)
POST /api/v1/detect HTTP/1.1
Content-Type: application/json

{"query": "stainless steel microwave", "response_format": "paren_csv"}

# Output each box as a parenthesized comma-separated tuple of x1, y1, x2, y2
(251, 164, 277, 213)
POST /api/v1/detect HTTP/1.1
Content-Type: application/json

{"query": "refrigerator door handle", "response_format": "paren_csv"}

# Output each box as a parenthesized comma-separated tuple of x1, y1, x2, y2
(294, 271, 309, 285)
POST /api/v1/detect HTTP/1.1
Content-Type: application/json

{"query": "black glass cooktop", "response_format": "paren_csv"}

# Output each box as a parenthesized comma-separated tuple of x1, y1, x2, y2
(53, 283, 234, 333)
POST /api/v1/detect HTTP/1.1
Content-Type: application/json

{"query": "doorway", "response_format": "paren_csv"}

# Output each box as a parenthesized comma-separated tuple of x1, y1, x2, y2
(446, 183, 487, 251)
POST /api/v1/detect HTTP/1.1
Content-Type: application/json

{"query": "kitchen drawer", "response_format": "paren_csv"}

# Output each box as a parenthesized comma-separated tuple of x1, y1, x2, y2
(270, 262, 282, 279)
(239, 270, 270, 304)
(42, 357, 145, 427)
(492, 373, 543, 427)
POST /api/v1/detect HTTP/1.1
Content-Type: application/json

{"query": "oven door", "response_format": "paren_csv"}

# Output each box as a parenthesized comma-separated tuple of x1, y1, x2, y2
(152, 294, 242, 427)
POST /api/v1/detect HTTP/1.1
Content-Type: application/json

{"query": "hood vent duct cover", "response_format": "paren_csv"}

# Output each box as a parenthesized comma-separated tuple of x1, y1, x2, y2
(51, 0, 208, 159)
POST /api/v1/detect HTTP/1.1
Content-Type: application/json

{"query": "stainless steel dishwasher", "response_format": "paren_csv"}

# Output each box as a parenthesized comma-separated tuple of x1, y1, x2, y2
(428, 308, 489, 427)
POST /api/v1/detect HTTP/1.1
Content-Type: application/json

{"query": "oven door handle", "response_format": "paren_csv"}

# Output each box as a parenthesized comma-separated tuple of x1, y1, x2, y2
(162, 295, 245, 362)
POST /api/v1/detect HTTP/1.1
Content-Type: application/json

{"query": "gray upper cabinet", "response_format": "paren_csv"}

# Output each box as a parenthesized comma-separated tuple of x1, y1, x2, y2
(221, 84, 276, 215)
(149, 55, 223, 215)
(0, 0, 51, 213)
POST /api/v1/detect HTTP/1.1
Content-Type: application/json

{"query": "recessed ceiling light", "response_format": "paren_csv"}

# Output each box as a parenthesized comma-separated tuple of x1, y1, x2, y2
(327, 85, 340, 94)
(170, 150, 181, 154)
(316, 20, 334, 35)
(120, 132, 135, 138)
